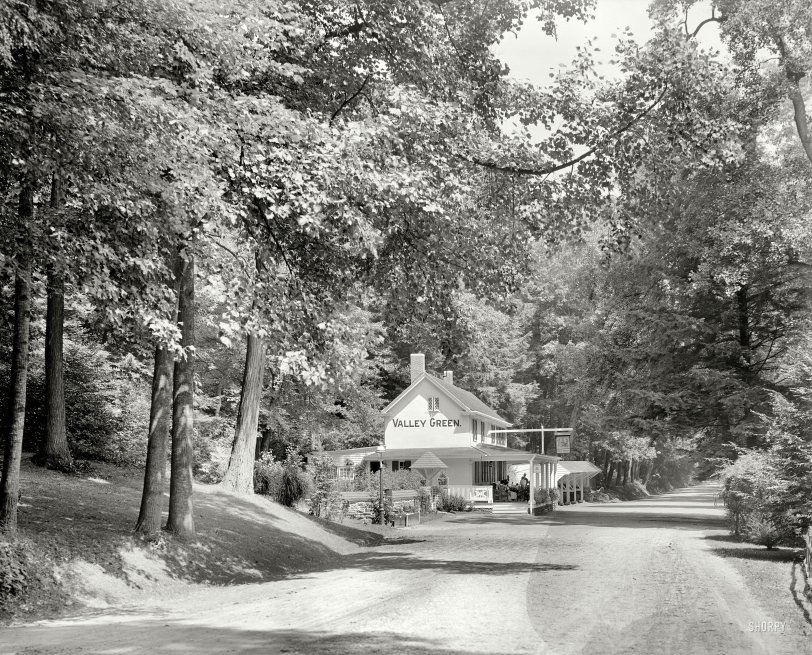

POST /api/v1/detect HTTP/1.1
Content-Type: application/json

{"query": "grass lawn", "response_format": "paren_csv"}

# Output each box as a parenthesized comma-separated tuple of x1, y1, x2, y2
(705, 533, 812, 643)
(1, 456, 386, 624)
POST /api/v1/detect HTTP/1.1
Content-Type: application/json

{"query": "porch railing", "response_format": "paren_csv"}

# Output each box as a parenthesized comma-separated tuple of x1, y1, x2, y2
(443, 485, 493, 503)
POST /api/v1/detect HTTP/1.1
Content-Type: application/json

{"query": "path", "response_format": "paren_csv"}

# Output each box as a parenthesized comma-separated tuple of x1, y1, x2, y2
(2, 484, 809, 654)
(527, 483, 809, 654)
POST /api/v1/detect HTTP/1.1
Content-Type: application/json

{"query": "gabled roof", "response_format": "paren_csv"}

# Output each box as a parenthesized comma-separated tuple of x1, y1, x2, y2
(382, 372, 509, 425)
(410, 451, 448, 469)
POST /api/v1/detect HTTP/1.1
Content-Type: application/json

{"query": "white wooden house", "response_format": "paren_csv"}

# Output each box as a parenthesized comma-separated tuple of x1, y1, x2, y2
(320, 354, 561, 513)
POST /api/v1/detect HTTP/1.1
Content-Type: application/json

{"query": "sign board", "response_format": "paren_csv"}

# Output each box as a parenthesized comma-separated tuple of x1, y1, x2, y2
(555, 435, 571, 454)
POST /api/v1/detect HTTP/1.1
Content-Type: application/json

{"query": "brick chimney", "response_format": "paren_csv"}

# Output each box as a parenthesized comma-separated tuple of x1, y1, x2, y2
(410, 353, 425, 383)
(443, 370, 453, 386)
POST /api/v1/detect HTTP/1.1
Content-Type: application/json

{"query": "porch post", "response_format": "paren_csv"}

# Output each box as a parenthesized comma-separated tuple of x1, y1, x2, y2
(579, 474, 585, 502)
(528, 455, 535, 513)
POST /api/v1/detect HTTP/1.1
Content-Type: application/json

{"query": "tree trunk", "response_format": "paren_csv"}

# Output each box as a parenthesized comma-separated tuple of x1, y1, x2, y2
(135, 345, 173, 535)
(36, 171, 72, 471)
(0, 187, 34, 534)
(617, 460, 626, 486)
(736, 285, 751, 363)
(255, 429, 272, 460)
(606, 461, 616, 487)
(221, 334, 266, 494)
(37, 272, 73, 471)
(645, 460, 656, 485)
(787, 76, 812, 166)
(602, 449, 610, 477)
(213, 379, 222, 417)
(167, 252, 196, 539)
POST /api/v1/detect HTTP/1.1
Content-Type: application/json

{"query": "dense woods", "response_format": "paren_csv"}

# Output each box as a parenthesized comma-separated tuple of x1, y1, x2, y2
(0, 0, 809, 552)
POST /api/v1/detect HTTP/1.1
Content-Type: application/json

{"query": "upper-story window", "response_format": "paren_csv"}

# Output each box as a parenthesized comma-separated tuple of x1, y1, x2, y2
(427, 397, 439, 412)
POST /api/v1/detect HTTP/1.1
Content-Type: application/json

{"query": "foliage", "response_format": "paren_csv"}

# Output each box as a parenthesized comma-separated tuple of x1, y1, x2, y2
(417, 487, 435, 514)
(0, 540, 29, 612)
(278, 449, 311, 507)
(254, 448, 310, 506)
(721, 450, 791, 544)
(353, 468, 426, 494)
(534, 488, 557, 506)
(8, 318, 151, 467)
(719, 388, 812, 546)
(437, 493, 472, 512)
(193, 417, 233, 483)
(253, 452, 284, 500)
(308, 452, 346, 520)
(371, 495, 394, 525)
(743, 513, 790, 551)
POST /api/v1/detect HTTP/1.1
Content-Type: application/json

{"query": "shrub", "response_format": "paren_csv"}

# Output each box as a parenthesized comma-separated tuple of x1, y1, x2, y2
(744, 513, 791, 550)
(371, 495, 394, 524)
(438, 493, 471, 512)
(194, 417, 233, 483)
(534, 488, 551, 505)
(22, 334, 151, 466)
(721, 450, 791, 545)
(254, 452, 284, 498)
(353, 468, 426, 493)
(0, 541, 29, 612)
(308, 452, 346, 520)
(418, 487, 434, 513)
(279, 449, 311, 507)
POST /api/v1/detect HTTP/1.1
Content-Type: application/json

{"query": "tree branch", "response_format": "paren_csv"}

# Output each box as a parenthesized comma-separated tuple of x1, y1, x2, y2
(686, 8, 724, 41)
(330, 73, 371, 124)
(460, 85, 668, 177)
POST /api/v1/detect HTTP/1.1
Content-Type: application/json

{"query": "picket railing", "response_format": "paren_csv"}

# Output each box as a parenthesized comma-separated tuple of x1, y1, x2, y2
(443, 485, 493, 504)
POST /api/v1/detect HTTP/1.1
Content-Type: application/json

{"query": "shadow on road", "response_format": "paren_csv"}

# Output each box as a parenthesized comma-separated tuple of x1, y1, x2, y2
(709, 546, 802, 562)
(297, 551, 577, 576)
(1, 625, 490, 655)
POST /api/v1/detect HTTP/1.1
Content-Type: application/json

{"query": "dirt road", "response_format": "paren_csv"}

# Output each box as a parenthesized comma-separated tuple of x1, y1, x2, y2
(2, 484, 809, 654)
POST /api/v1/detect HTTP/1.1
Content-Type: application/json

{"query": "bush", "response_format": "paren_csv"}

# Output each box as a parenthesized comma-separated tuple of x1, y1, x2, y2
(278, 449, 311, 507)
(744, 513, 791, 550)
(194, 417, 233, 483)
(418, 487, 434, 513)
(308, 452, 346, 520)
(0, 541, 29, 613)
(21, 334, 151, 466)
(437, 493, 471, 512)
(353, 468, 426, 493)
(721, 450, 791, 545)
(371, 495, 394, 524)
(254, 452, 284, 498)
(534, 488, 551, 505)
(254, 449, 311, 506)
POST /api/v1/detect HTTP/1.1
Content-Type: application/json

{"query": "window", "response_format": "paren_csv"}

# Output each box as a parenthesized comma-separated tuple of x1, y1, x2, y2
(391, 460, 412, 472)
(472, 418, 478, 441)
(427, 397, 439, 412)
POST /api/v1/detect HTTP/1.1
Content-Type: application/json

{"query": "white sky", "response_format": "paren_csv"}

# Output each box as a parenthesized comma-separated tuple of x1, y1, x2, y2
(493, 0, 723, 87)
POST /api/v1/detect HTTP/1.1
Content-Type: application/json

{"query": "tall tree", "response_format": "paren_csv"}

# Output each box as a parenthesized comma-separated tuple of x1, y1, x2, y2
(166, 251, 196, 539)
(36, 170, 72, 471)
(0, 186, 33, 533)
